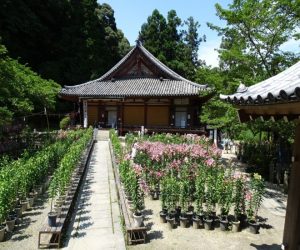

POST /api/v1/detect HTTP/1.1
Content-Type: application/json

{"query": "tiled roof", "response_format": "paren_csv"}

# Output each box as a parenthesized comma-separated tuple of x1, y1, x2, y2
(60, 42, 208, 98)
(61, 78, 206, 97)
(220, 61, 300, 105)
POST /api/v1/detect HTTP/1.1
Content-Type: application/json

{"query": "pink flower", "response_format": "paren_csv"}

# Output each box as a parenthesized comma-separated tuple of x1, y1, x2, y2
(133, 164, 143, 176)
(233, 172, 242, 179)
(139, 179, 150, 193)
(156, 171, 164, 179)
(245, 191, 252, 201)
(124, 154, 131, 161)
(205, 158, 215, 167)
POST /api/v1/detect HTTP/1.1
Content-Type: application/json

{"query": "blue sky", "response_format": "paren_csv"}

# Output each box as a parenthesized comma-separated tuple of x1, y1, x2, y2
(99, 0, 231, 67)
(100, 0, 299, 67)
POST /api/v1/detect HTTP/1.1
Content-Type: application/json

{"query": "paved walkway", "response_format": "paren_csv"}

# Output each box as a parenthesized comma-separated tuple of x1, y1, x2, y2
(64, 130, 125, 250)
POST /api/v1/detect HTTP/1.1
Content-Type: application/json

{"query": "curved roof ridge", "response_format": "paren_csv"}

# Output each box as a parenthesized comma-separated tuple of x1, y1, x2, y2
(220, 60, 300, 104)
(138, 44, 207, 88)
(63, 45, 137, 89)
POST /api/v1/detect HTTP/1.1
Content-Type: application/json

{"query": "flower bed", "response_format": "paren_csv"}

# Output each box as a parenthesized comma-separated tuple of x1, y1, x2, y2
(0, 128, 92, 239)
(113, 131, 265, 234)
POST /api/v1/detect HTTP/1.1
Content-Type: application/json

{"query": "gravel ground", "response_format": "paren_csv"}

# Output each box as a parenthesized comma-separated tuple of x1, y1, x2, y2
(0, 192, 51, 250)
(0, 151, 287, 250)
(128, 194, 285, 250)
(129, 153, 287, 250)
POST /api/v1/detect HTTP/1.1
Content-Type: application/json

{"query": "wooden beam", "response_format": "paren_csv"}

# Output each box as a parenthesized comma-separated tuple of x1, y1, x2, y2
(283, 123, 300, 250)
(236, 102, 300, 116)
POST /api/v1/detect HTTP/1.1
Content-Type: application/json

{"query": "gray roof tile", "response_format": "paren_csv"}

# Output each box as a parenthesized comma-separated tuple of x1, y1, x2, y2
(61, 78, 206, 97)
(60, 43, 207, 98)
(220, 61, 300, 105)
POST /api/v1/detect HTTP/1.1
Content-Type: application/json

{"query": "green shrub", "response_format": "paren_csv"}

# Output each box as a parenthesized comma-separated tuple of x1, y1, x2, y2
(59, 116, 71, 129)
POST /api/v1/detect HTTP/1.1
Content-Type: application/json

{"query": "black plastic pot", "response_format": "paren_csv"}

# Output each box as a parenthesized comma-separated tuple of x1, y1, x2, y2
(219, 217, 229, 231)
(213, 216, 220, 229)
(232, 220, 240, 232)
(166, 216, 175, 230)
(169, 210, 176, 219)
(0, 225, 5, 242)
(248, 220, 260, 234)
(175, 206, 181, 223)
(192, 215, 201, 229)
(203, 217, 213, 230)
(159, 210, 167, 223)
(179, 215, 189, 228)
(238, 214, 247, 229)
(48, 212, 57, 227)
(6, 215, 16, 232)
(186, 211, 194, 224)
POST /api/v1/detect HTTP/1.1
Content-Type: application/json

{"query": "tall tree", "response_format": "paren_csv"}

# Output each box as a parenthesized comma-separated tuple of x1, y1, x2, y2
(183, 17, 205, 68)
(0, 43, 60, 126)
(0, 0, 130, 85)
(139, 9, 204, 80)
(201, 0, 300, 137)
(208, 0, 299, 80)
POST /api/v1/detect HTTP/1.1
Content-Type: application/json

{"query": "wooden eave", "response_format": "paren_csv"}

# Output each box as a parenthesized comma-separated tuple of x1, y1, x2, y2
(236, 101, 300, 122)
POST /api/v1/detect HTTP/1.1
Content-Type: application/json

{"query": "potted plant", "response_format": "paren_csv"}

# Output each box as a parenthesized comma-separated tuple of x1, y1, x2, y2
(218, 178, 233, 231)
(0, 223, 5, 242)
(203, 192, 213, 230)
(159, 178, 168, 223)
(0, 183, 9, 241)
(48, 175, 59, 227)
(179, 180, 189, 228)
(164, 176, 179, 230)
(193, 169, 206, 229)
(246, 173, 265, 234)
(203, 170, 215, 230)
(131, 176, 144, 228)
(232, 173, 247, 232)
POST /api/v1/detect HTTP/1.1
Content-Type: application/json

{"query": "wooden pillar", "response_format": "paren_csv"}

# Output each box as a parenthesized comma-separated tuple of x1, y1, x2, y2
(144, 102, 148, 127)
(283, 123, 300, 250)
(83, 100, 88, 128)
(118, 102, 124, 135)
(169, 100, 175, 127)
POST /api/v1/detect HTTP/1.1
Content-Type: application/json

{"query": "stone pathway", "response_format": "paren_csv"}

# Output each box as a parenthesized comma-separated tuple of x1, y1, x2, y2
(64, 130, 125, 250)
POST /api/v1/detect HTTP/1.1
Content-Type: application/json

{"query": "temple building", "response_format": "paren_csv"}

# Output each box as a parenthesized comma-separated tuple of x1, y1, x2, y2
(220, 61, 300, 250)
(60, 42, 211, 135)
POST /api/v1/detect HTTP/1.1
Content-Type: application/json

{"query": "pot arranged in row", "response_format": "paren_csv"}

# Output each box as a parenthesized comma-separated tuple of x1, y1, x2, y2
(159, 207, 259, 234)
(46, 128, 93, 227)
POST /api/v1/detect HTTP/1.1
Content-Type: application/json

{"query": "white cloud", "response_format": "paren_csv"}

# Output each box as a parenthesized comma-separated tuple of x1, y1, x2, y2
(198, 39, 221, 67)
